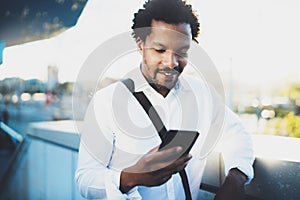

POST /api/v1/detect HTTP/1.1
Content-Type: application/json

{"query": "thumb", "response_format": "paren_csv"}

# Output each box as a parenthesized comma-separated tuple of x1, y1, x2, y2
(148, 145, 160, 153)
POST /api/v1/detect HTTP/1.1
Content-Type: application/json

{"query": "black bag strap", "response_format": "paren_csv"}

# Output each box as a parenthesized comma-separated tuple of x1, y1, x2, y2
(121, 78, 167, 139)
(121, 79, 192, 200)
(133, 92, 168, 139)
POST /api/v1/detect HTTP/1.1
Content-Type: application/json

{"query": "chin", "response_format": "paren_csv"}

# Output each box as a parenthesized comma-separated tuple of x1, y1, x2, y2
(159, 83, 175, 90)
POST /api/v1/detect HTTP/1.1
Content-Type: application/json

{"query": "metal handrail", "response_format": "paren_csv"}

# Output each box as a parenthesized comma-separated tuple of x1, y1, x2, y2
(0, 122, 23, 142)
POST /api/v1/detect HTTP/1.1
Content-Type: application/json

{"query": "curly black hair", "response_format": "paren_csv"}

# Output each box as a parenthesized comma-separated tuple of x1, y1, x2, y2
(132, 0, 200, 43)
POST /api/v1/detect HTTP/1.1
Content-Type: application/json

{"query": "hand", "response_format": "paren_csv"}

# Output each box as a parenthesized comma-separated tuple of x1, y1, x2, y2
(214, 168, 247, 200)
(120, 145, 192, 193)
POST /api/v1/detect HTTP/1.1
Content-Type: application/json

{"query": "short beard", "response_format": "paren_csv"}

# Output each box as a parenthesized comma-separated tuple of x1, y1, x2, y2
(142, 64, 184, 94)
(149, 82, 171, 94)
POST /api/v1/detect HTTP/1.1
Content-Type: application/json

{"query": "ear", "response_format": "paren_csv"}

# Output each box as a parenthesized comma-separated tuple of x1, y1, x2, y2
(136, 38, 144, 54)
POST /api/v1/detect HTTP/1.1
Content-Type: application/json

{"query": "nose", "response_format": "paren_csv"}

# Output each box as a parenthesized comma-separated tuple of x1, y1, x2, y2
(162, 50, 179, 68)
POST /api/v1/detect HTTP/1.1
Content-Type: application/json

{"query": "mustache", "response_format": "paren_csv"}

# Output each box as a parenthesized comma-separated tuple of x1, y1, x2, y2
(158, 66, 183, 74)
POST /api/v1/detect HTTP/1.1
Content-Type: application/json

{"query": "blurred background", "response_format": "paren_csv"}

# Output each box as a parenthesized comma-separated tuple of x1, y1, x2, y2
(0, 0, 87, 134)
(0, 0, 300, 199)
(1, 0, 299, 138)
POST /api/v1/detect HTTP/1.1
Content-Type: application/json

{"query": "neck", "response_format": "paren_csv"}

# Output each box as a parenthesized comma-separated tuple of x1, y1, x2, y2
(149, 83, 170, 97)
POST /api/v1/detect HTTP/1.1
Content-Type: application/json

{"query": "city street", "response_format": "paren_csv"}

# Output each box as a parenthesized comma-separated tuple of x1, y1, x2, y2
(1, 101, 64, 136)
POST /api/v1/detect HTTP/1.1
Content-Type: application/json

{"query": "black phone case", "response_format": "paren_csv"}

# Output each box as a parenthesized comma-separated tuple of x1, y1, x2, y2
(159, 130, 199, 156)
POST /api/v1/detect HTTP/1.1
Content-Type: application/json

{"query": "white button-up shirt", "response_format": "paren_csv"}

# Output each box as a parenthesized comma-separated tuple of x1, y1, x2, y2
(75, 68, 254, 199)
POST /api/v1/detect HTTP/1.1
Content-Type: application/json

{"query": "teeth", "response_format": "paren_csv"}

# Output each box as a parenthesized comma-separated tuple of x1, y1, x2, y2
(164, 72, 173, 76)
(159, 70, 176, 76)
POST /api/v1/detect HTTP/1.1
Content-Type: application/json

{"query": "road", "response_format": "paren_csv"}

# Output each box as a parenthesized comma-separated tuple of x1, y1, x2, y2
(0, 101, 71, 136)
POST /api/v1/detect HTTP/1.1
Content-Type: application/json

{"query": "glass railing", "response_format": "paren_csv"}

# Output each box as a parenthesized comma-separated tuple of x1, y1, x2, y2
(0, 122, 23, 183)
(1, 121, 299, 200)
(0, 121, 84, 200)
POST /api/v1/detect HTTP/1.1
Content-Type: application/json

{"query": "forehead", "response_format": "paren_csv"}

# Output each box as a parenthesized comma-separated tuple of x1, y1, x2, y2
(145, 19, 192, 47)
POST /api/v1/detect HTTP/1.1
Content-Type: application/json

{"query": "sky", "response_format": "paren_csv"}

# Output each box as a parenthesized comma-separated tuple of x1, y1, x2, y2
(197, 0, 300, 89)
(0, 0, 87, 46)
(0, 0, 299, 93)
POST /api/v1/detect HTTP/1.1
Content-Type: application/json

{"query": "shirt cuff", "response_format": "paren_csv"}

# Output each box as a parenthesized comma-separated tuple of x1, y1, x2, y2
(224, 163, 254, 185)
(105, 169, 141, 199)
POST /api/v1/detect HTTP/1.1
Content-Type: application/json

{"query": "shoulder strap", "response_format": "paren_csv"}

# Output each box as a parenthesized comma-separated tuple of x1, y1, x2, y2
(121, 79, 168, 139)
(121, 78, 135, 93)
(133, 92, 168, 139)
(121, 78, 192, 200)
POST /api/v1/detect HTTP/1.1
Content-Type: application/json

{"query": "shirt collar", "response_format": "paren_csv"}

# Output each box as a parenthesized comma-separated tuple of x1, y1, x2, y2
(123, 67, 151, 92)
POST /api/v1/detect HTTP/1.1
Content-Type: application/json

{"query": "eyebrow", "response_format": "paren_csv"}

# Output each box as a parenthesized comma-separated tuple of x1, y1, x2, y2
(152, 42, 166, 48)
(152, 42, 190, 50)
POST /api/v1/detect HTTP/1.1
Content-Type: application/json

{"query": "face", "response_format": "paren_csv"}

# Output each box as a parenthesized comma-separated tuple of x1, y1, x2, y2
(138, 20, 192, 96)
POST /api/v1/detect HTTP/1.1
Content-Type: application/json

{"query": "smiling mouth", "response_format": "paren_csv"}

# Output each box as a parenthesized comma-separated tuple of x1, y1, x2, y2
(159, 65, 183, 76)
(159, 71, 178, 80)
(161, 71, 176, 76)
(158, 68, 180, 76)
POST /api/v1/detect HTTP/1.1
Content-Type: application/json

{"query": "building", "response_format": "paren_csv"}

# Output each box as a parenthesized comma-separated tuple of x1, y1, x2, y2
(47, 66, 58, 93)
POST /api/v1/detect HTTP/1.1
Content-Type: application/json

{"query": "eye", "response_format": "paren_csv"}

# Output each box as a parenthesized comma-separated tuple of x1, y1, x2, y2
(155, 49, 166, 53)
(178, 51, 188, 57)
(176, 49, 188, 57)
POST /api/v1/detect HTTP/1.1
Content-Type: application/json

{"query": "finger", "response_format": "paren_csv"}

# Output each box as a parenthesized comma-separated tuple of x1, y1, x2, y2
(145, 149, 191, 172)
(160, 174, 172, 184)
(148, 145, 160, 153)
(178, 153, 193, 163)
(154, 161, 188, 177)
(146, 146, 183, 164)
(163, 153, 192, 168)
(162, 154, 192, 173)
(148, 174, 172, 187)
(154, 154, 191, 173)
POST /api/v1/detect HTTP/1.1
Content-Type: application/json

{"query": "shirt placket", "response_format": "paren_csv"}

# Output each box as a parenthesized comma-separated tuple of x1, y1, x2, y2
(166, 176, 175, 199)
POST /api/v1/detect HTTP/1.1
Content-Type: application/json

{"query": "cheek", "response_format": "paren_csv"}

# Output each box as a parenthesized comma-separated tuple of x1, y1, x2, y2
(142, 55, 157, 76)
(179, 58, 188, 68)
(143, 52, 160, 67)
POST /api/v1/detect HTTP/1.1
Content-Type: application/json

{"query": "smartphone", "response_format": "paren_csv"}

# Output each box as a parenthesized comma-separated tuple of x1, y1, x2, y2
(159, 130, 199, 156)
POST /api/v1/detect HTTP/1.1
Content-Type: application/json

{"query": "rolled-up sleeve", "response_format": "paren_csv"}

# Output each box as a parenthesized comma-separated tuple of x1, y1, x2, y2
(74, 87, 142, 199)
(219, 107, 255, 184)
(75, 143, 141, 199)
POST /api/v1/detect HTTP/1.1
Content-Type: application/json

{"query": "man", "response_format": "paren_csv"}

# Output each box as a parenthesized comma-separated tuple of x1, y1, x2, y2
(75, 0, 254, 199)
